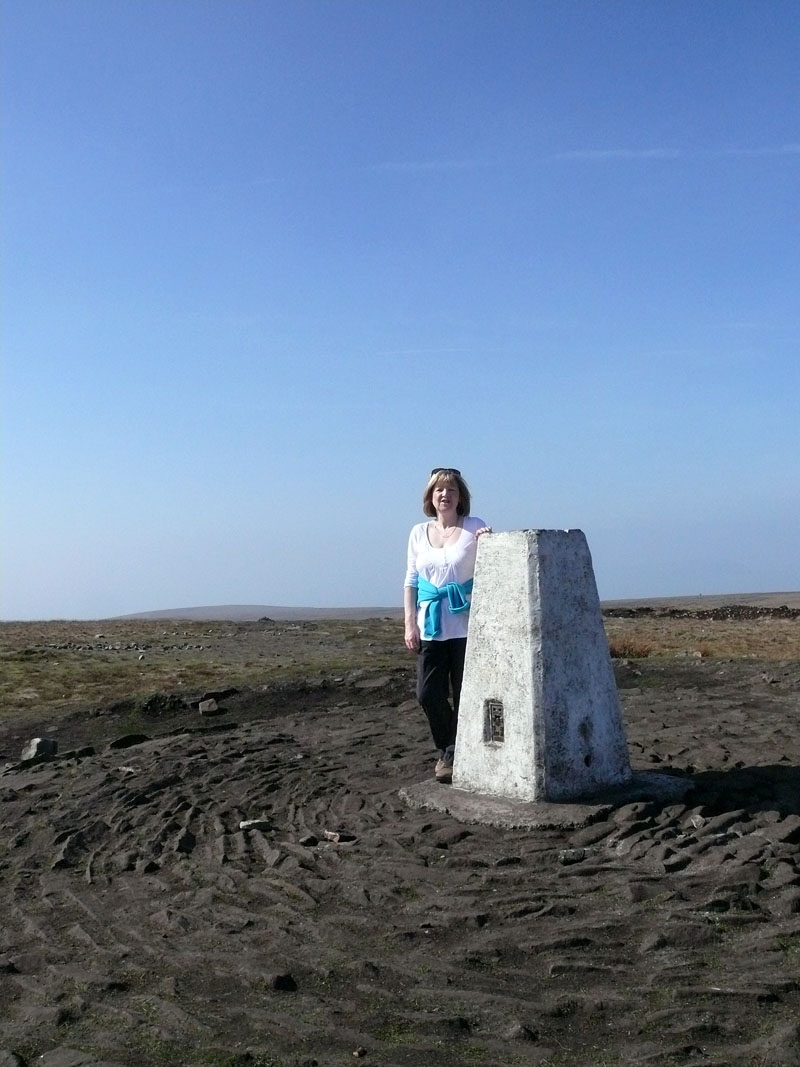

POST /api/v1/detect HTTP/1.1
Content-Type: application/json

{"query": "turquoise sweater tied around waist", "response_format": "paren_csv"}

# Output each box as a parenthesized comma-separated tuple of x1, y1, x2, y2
(417, 577, 474, 640)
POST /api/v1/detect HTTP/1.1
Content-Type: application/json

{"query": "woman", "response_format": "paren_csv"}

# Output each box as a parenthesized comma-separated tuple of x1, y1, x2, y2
(404, 468, 491, 782)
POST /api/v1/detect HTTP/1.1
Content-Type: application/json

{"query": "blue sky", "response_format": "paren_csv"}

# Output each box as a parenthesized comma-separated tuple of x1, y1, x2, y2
(2, 0, 798, 619)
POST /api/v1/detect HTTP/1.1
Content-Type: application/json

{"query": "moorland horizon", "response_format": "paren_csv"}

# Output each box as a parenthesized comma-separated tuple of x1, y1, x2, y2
(3, 589, 799, 624)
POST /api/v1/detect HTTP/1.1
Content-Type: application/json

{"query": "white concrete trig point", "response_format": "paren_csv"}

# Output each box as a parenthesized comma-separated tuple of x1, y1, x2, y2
(400, 529, 691, 828)
(454, 529, 631, 802)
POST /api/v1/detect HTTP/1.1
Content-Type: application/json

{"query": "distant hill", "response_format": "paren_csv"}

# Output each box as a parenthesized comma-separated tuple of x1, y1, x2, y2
(113, 591, 800, 622)
(113, 604, 405, 622)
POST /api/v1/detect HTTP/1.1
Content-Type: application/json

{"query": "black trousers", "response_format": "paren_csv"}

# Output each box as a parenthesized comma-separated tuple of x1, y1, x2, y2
(416, 638, 468, 753)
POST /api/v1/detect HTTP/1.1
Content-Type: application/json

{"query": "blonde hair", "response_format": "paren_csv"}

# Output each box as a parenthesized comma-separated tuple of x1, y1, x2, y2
(422, 469, 471, 517)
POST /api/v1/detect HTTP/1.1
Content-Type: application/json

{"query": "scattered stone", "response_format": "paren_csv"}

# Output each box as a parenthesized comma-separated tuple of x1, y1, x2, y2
(323, 829, 357, 843)
(20, 737, 57, 761)
(604, 603, 800, 621)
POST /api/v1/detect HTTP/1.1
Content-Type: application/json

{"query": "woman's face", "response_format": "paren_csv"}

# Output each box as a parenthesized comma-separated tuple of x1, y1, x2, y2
(432, 479, 459, 515)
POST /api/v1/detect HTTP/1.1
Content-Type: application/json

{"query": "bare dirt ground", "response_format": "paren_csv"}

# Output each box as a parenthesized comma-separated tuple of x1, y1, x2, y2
(1, 601, 799, 1067)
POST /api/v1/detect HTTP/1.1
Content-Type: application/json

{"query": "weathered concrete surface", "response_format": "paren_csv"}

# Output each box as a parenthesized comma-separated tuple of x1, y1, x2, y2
(400, 772, 693, 830)
(453, 529, 631, 802)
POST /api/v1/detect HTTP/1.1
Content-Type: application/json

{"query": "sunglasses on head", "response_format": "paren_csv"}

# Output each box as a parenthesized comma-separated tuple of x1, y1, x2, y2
(431, 468, 461, 477)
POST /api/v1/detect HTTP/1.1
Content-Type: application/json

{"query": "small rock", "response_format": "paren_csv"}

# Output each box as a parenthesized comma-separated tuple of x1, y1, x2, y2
(20, 737, 58, 761)
(198, 698, 219, 715)
(299, 833, 319, 847)
(239, 819, 271, 831)
(268, 972, 297, 992)
(323, 829, 357, 843)
(352, 1048, 368, 1058)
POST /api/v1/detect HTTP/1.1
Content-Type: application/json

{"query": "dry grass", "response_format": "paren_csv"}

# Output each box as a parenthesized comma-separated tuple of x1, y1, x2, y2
(2, 613, 799, 728)
(0, 618, 401, 725)
(603, 615, 800, 661)
(608, 637, 654, 659)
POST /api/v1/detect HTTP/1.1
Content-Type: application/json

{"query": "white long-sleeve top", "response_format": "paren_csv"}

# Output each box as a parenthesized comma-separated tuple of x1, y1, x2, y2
(404, 515, 487, 640)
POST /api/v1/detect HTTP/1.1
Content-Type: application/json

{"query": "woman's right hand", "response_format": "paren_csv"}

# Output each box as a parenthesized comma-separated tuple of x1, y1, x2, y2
(404, 622, 421, 652)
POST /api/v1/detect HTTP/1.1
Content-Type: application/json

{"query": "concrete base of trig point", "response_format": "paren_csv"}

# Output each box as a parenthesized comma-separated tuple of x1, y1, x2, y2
(399, 772, 692, 831)
(400, 529, 693, 827)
